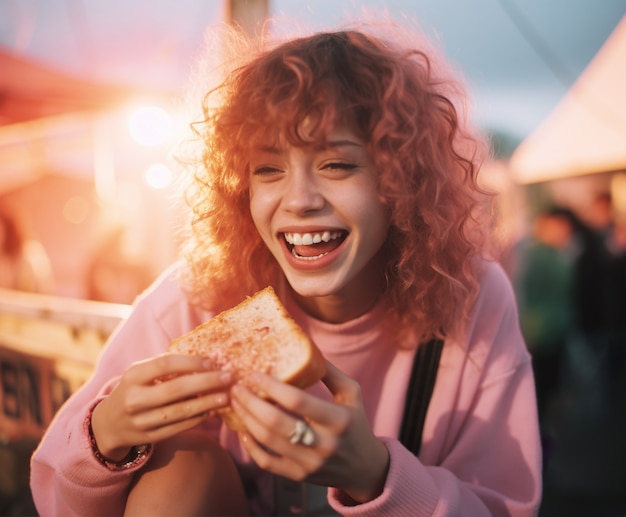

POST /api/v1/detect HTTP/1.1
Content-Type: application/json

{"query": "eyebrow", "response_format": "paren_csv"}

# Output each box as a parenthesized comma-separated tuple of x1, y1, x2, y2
(326, 139, 364, 149)
(255, 139, 363, 154)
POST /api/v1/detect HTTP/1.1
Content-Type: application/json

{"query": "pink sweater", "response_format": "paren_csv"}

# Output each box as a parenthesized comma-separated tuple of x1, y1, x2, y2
(30, 261, 542, 516)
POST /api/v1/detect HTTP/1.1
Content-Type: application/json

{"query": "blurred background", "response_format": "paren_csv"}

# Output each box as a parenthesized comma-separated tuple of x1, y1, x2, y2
(0, 1, 625, 515)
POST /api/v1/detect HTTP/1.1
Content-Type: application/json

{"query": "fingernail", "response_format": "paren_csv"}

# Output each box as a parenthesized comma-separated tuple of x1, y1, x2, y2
(220, 372, 232, 383)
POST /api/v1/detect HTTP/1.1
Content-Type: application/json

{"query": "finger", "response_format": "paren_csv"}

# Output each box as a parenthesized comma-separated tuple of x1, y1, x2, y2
(243, 372, 328, 417)
(231, 384, 324, 457)
(127, 353, 215, 386)
(139, 390, 229, 431)
(320, 361, 362, 408)
(141, 413, 209, 444)
(231, 384, 333, 473)
(230, 383, 296, 445)
(238, 431, 309, 482)
(125, 370, 233, 416)
(243, 372, 347, 429)
(152, 369, 233, 403)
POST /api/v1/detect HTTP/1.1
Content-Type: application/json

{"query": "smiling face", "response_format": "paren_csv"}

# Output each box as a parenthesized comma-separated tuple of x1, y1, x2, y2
(248, 127, 390, 322)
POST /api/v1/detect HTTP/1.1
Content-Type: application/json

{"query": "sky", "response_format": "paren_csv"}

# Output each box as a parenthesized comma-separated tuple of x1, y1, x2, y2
(0, 0, 624, 145)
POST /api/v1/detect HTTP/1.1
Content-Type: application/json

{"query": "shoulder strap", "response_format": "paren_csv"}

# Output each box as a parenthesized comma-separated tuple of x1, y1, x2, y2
(399, 338, 444, 456)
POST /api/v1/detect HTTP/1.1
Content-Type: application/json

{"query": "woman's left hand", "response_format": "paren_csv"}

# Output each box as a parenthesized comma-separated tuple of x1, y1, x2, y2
(230, 360, 390, 504)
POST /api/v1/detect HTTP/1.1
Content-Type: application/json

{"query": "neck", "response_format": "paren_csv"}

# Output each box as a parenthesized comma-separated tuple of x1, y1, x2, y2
(289, 269, 387, 324)
(291, 290, 382, 324)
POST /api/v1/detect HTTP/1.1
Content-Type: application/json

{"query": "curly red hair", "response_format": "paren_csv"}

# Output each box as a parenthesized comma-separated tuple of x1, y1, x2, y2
(180, 20, 494, 345)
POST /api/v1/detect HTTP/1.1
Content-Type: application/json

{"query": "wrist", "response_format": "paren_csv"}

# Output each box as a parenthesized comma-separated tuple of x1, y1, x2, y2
(87, 401, 152, 471)
(344, 441, 390, 503)
(89, 400, 127, 460)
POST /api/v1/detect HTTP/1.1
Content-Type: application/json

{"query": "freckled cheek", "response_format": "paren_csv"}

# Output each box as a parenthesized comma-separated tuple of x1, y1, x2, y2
(361, 201, 390, 244)
(249, 185, 279, 212)
(249, 192, 275, 243)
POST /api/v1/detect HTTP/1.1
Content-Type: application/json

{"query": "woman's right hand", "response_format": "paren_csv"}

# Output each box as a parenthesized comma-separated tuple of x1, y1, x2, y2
(90, 353, 233, 462)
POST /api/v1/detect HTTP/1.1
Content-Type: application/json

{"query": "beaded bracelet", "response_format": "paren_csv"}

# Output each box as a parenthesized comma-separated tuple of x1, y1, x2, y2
(86, 410, 152, 471)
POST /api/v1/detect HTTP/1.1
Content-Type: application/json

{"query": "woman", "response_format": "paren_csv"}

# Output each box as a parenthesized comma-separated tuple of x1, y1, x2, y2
(30, 18, 541, 516)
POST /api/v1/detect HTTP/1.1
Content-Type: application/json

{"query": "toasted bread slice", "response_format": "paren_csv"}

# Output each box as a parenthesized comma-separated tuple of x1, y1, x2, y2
(169, 286, 326, 430)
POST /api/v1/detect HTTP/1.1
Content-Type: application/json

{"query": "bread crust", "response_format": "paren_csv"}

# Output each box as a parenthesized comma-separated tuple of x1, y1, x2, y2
(169, 287, 326, 430)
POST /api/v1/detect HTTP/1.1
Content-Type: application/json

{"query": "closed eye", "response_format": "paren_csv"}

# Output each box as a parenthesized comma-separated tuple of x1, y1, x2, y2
(320, 162, 359, 179)
(252, 165, 283, 176)
(323, 162, 358, 172)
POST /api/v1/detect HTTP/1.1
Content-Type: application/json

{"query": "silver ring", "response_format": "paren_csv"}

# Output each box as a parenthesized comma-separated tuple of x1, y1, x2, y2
(288, 420, 315, 446)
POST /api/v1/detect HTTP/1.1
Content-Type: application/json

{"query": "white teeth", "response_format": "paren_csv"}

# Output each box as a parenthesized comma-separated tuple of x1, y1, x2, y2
(284, 231, 343, 246)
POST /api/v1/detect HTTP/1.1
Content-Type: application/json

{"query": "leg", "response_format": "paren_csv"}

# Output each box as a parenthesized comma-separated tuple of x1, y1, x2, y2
(124, 430, 249, 516)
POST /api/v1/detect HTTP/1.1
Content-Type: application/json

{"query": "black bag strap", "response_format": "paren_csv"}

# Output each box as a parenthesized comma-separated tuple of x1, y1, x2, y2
(399, 338, 444, 456)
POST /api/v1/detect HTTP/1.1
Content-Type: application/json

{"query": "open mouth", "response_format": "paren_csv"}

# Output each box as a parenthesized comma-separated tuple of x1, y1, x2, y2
(283, 230, 348, 260)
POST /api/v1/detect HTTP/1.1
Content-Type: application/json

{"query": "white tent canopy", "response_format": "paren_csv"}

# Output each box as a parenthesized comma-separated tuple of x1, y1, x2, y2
(509, 15, 626, 184)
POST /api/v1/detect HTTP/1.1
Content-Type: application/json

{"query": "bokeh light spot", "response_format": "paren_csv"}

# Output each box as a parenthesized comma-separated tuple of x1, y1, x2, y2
(144, 163, 173, 189)
(62, 196, 90, 224)
(128, 106, 173, 146)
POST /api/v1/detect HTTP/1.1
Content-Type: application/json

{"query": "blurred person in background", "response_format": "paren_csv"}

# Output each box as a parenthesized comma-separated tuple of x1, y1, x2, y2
(513, 206, 578, 464)
(574, 192, 614, 341)
(605, 216, 626, 394)
(0, 209, 54, 293)
(571, 192, 626, 397)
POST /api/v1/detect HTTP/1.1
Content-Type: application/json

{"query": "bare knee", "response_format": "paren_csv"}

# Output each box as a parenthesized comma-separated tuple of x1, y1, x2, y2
(125, 430, 249, 516)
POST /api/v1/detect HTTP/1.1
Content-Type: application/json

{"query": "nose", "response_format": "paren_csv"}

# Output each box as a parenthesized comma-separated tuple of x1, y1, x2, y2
(281, 168, 325, 214)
